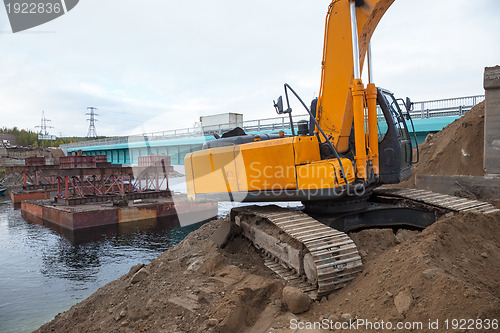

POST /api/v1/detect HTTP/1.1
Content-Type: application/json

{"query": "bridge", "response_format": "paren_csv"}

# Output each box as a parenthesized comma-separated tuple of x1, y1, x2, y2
(60, 95, 484, 165)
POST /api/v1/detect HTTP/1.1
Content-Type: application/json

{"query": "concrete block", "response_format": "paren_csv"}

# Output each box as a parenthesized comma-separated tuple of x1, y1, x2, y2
(484, 66, 500, 174)
(416, 174, 500, 202)
(484, 66, 500, 90)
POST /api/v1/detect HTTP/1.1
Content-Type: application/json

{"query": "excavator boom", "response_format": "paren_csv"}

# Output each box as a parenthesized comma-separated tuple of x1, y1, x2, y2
(317, 0, 394, 154)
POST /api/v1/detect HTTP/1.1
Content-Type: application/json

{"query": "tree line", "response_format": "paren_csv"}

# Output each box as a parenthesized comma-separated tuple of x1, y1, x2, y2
(0, 127, 106, 147)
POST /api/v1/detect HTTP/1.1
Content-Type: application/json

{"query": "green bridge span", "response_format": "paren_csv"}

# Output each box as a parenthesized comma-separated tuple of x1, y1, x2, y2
(60, 95, 484, 165)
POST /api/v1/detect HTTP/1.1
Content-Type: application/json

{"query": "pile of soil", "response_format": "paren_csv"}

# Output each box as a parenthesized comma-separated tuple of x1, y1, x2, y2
(401, 101, 486, 188)
(36, 210, 500, 333)
(310, 212, 500, 328)
(36, 218, 284, 333)
(49, 148, 66, 165)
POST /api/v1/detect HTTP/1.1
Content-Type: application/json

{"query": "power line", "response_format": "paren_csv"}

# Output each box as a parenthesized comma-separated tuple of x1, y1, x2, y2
(35, 111, 53, 148)
(86, 106, 98, 138)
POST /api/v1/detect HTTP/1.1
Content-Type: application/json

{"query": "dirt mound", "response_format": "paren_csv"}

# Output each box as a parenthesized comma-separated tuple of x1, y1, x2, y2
(49, 148, 65, 164)
(35, 218, 284, 333)
(304, 212, 500, 329)
(36, 210, 500, 333)
(401, 101, 485, 188)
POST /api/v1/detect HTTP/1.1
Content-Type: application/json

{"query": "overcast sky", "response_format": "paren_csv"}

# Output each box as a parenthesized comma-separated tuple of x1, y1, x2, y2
(0, 0, 498, 137)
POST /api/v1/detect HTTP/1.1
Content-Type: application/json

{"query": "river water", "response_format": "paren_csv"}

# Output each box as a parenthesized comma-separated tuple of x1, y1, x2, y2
(0, 177, 300, 332)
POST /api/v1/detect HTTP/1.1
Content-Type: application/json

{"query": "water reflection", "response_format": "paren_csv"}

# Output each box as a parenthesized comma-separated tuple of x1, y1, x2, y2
(0, 196, 205, 333)
(37, 216, 205, 282)
(41, 240, 101, 282)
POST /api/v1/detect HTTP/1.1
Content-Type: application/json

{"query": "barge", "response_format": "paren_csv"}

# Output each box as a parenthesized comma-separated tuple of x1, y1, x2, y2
(18, 154, 218, 233)
(21, 193, 218, 231)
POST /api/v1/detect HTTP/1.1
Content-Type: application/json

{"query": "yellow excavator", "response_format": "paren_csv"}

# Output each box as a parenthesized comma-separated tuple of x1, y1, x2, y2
(184, 0, 498, 298)
(186, 0, 410, 204)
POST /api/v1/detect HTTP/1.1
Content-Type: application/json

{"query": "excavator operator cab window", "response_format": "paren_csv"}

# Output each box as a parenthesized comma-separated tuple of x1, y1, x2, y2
(380, 90, 413, 169)
(380, 91, 410, 143)
(377, 104, 388, 143)
(376, 89, 413, 183)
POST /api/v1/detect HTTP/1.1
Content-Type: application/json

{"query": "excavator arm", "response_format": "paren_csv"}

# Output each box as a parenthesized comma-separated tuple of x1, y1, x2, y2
(317, 0, 394, 154)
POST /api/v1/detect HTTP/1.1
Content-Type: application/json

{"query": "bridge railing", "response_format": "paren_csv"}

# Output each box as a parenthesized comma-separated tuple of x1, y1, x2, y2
(136, 114, 313, 142)
(409, 95, 484, 119)
(60, 94, 485, 150)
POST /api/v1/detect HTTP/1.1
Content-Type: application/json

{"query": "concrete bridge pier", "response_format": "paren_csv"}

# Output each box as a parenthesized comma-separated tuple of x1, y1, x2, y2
(484, 66, 500, 175)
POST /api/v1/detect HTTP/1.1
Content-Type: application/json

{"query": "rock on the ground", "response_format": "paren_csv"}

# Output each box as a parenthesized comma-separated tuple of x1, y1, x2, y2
(422, 268, 442, 280)
(394, 291, 413, 314)
(282, 286, 311, 314)
(341, 313, 353, 321)
(128, 263, 144, 275)
(131, 267, 150, 284)
(328, 314, 339, 322)
(395, 229, 420, 243)
(187, 259, 203, 272)
(210, 220, 233, 248)
(206, 318, 218, 327)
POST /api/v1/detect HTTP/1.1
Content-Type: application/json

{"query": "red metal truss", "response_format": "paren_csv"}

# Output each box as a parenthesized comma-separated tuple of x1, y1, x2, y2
(23, 170, 58, 187)
(49, 166, 170, 200)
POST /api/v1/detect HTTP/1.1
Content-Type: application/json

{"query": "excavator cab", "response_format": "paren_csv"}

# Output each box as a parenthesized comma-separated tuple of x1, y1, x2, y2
(313, 86, 415, 186)
(376, 88, 414, 184)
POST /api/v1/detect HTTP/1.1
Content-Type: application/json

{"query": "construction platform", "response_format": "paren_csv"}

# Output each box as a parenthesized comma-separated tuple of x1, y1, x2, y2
(8, 154, 174, 208)
(38, 214, 195, 244)
(21, 194, 218, 231)
(12, 154, 218, 236)
(9, 187, 55, 209)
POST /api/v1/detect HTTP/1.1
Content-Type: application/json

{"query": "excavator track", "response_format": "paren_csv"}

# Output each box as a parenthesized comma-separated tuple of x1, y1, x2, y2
(231, 189, 498, 300)
(374, 188, 500, 214)
(231, 205, 362, 299)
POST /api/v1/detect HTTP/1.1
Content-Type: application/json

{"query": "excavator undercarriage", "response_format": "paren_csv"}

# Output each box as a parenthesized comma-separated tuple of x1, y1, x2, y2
(230, 189, 499, 299)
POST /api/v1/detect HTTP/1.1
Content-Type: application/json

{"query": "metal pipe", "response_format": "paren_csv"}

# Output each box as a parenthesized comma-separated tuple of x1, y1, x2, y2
(284, 86, 296, 136)
(350, 2, 361, 80)
(366, 83, 379, 175)
(284, 83, 348, 185)
(367, 42, 373, 84)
